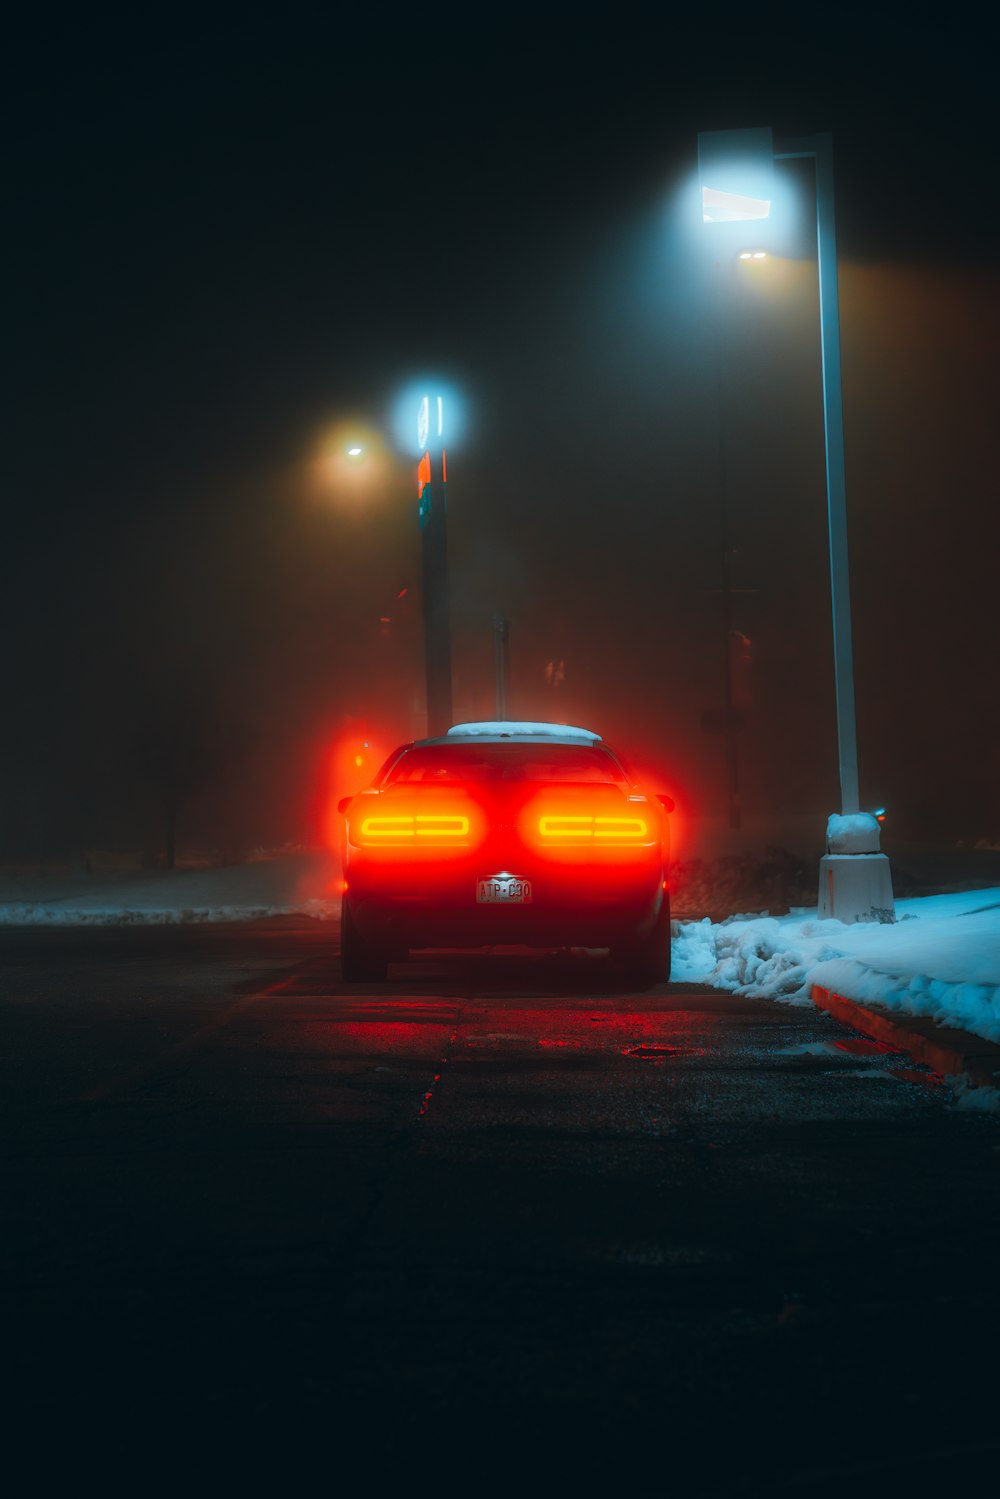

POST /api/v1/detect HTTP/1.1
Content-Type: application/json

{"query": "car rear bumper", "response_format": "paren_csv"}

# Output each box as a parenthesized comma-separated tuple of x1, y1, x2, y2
(346, 857, 666, 950)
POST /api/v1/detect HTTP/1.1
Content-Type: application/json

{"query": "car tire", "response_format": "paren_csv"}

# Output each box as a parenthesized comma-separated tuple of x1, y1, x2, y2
(340, 897, 388, 982)
(617, 893, 672, 988)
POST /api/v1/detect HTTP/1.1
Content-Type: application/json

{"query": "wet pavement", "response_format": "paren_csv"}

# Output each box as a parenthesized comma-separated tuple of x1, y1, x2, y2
(3, 922, 999, 1493)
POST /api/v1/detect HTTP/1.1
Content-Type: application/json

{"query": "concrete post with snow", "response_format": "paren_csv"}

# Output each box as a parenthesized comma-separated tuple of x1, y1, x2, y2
(819, 813, 894, 923)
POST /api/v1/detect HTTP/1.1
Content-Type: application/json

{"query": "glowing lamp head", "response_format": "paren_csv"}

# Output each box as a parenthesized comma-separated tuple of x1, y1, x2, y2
(697, 127, 775, 234)
(346, 445, 363, 458)
(417, 394, 444, 453)
(702, 186, 771, 224)
(392, 379, 464, 458)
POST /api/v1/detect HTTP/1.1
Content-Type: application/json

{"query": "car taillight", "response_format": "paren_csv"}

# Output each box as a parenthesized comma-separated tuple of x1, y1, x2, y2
(359, 813, 471, 843)
(347, 803, 485, 851)
(537, 813, 650, 843)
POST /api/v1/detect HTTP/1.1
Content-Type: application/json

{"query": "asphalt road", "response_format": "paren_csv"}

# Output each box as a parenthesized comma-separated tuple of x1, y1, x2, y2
(3, 922, 999, 1494)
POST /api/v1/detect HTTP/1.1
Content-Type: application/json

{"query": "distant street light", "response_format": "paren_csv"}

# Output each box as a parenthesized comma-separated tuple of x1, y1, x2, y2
(314, 421, 391, 492)
(697, 125, 894, 920)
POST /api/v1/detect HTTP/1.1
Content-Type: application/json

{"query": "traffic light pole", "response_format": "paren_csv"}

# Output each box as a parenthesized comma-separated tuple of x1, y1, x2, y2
(418, 447, 453, 738)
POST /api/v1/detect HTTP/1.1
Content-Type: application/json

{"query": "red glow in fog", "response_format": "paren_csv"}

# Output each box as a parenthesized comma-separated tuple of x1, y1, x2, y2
(322, 728, 391, 851)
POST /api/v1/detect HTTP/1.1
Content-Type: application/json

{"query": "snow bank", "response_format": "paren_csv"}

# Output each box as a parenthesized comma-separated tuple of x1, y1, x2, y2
(673, 887, 1000, 1043)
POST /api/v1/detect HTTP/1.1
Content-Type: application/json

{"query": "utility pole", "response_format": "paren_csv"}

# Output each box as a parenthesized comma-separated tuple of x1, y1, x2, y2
(713, 257, 743, 830)
(493, 615, 509, 719)
(417, 395, 453, 737)
(775, 133, 859, 815)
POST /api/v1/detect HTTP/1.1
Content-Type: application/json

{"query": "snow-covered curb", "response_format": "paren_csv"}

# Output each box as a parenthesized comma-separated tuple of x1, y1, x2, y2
(673, 887, 1000, 1045)
(0, 900, 338, 925)
(0, 852, 341, 927)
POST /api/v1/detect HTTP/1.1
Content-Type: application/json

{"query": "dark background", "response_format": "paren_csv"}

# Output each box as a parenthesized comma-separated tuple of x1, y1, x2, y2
(3, 8, 996, 861)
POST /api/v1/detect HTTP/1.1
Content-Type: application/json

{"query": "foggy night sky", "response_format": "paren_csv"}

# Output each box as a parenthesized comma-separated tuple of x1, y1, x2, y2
(3, 9, 997, 859)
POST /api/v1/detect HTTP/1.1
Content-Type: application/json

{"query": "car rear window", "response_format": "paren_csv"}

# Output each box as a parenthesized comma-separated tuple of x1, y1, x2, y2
(381, 743, 627, 786)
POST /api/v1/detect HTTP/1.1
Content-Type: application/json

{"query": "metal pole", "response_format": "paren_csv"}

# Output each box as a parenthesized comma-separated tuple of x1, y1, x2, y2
(711, 260, 742, 829)
(418, 451, 453, 738)
(777, 134, 860, 814)
(493, 615, 509, 720)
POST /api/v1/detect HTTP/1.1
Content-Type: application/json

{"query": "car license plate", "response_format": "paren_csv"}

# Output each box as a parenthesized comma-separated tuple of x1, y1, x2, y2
(477, 876, 533, 904)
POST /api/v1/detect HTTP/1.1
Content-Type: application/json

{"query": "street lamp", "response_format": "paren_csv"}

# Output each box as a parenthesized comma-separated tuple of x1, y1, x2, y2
(697, 126, 894, 922)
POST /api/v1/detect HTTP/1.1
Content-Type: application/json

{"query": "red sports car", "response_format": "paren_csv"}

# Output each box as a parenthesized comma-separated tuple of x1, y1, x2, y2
(337, 722, 673, 985)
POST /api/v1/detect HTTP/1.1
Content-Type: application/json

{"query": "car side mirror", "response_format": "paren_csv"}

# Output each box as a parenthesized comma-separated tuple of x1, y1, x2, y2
(656, 794, 675, 813)
(337, 796, 353, 815)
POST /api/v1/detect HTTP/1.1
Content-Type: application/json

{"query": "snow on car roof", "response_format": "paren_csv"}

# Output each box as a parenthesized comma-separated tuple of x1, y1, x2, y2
(431, 721, 603, 745)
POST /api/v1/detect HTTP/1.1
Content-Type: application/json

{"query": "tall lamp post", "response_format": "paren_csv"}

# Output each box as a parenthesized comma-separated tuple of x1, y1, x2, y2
(416, 394, 453, 737)
(696, 126, 893, 921)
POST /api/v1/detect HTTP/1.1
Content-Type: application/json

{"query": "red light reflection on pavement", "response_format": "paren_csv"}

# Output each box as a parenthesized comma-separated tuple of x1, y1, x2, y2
(330, 1022, 432, 1050)
(891, 1068, 945, 1088)
(623, 1044, 686, 1059)
(418, 1074, 442, 1117)
(617, 1011, 680, 1038)
(460, 1009, 702, 1056)
(833, 1038, 903, 1056)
